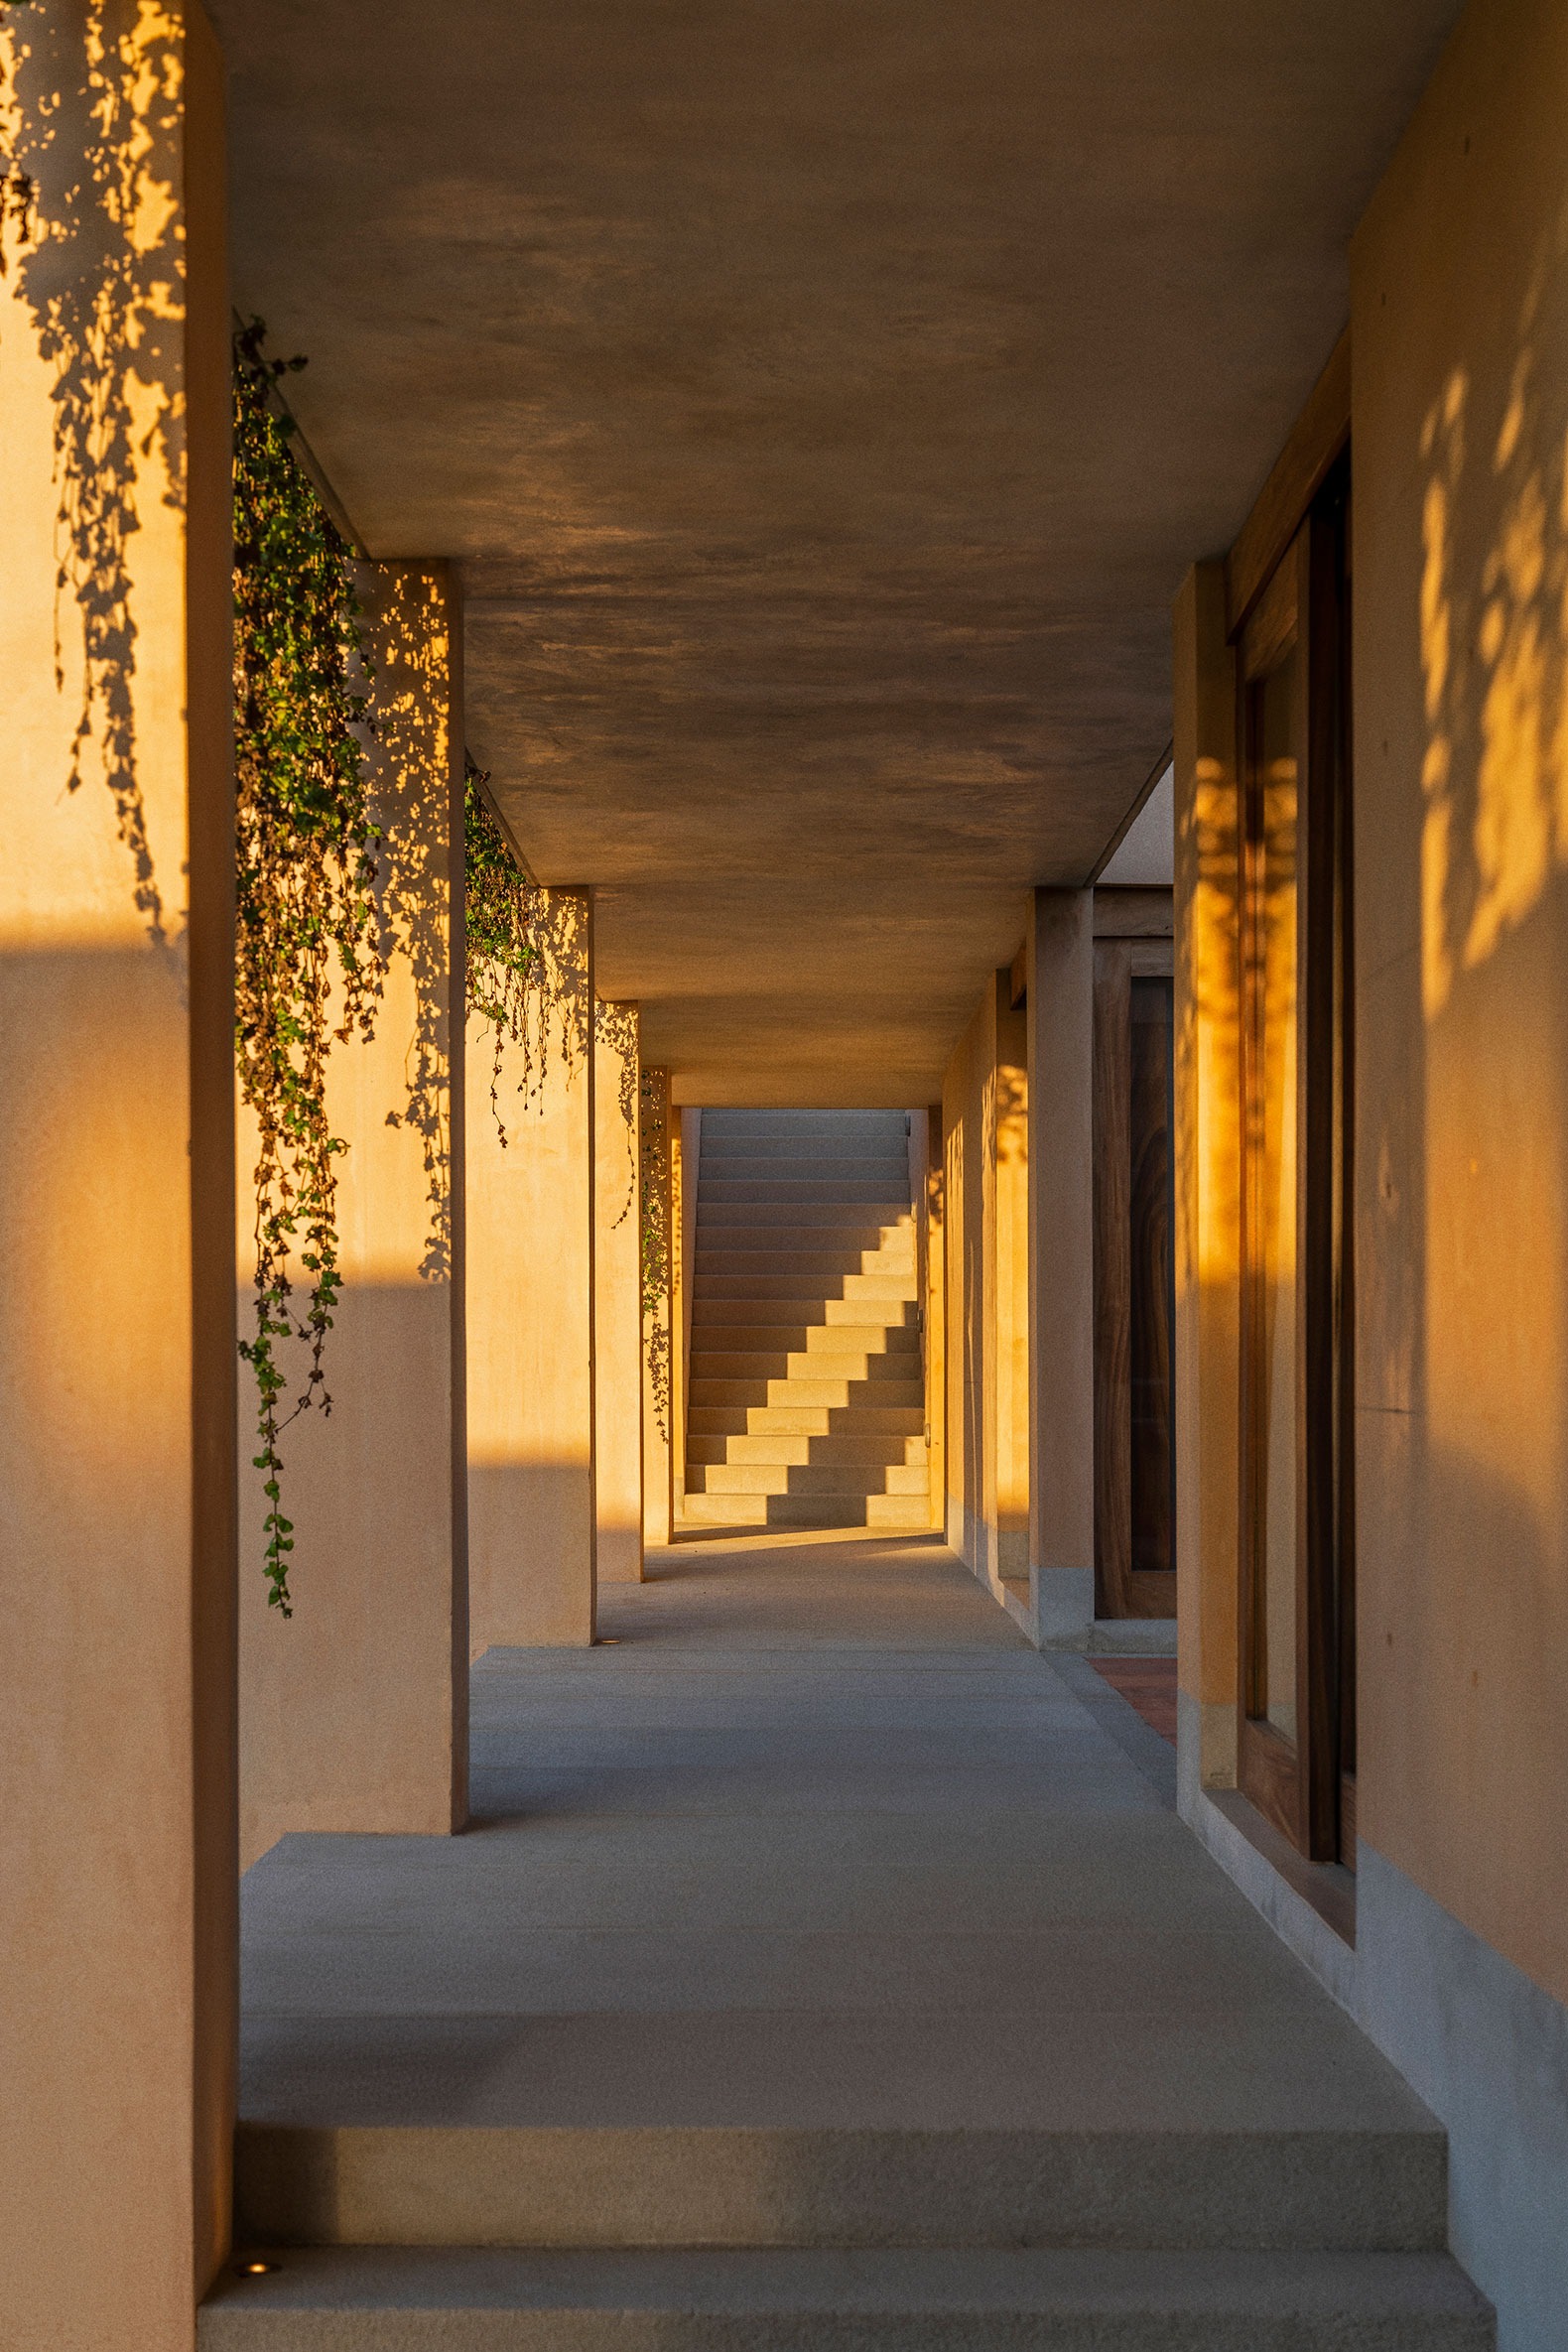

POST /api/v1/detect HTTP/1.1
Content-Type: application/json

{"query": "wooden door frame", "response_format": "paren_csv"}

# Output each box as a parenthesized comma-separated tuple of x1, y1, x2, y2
(1235, 480, 1352, 1861)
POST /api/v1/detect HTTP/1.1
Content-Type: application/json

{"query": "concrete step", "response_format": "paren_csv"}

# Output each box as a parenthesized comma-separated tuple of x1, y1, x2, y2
(689, 1352, 919, 1382)
(696, 1250, 914, 1282)
(233, 2099, 1450, 2254)
(697, 1200, 912, 1228)
(696, 1274, 917, 1302)
(697, 1224, 910, 1252)
(690, 1378, 926, 1409)
(685, 1434, 928, 1467)
(687, 1405, 927, 1436)
(688, 1323, 921, 1357)
(700, 1180, 912, 1204)
(700, 1154, 912, 1180)
(686, 1462, 930, 1497)
(692, 1299, 918, 1331)
(201, 2244, 1494, 2349)
(679, 1492, 935, 1529)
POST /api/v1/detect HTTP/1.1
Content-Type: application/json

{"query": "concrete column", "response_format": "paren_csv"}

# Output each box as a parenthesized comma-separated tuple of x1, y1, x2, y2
(989, 974, 1031, 1589)
(594, 1001, 643, 1582)
(1171, 564, 1241, 1803)
(0, 6, 237, 2339)
(467, 888, 596, 1646)
(920, 1105, 947, 1529)
(673, 1107, 703, 1517)
(1026, 888, 1097, 1640)
(237, 565, 467, 1868)
(639, 1065, 676, 1547)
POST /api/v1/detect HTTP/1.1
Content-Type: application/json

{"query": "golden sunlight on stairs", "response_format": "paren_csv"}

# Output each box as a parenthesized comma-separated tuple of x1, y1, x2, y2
(681, 1111, 930, 1531)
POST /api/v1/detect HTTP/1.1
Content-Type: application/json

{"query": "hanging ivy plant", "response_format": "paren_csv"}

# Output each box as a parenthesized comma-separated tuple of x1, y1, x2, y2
(639, 1068, 672, 1441)
(464, 762, 592, 1135)
(232, 318, 382, 1616)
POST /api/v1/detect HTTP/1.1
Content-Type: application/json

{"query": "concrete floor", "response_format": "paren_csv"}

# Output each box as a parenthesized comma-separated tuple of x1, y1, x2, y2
(240, 1531, 1434, 2166)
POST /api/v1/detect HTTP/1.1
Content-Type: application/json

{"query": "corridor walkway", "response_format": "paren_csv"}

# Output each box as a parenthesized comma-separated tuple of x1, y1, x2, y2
(217, 1533, 1489, 2344)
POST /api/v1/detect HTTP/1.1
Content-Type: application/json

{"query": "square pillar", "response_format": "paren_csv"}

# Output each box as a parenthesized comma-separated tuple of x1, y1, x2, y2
(0, 5, 237, 2339)
(594, 1002, 644, 1582)
(1171, 563, 1241, 1804)
(1027, 888, 1097, 1640)
(236, 564, 468, 1868)
(989, 974, 1031, 1588)
(467, 887, 596, 1646)
(639, 1065, 676, 1547)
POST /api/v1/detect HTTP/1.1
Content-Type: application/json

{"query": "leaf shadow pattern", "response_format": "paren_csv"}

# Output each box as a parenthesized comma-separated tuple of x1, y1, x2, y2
(365, 566, 456, 1283)
(639, 1064, 672, 1442)
(594, 996, 637, 1228)
(2, 0, 188, 943)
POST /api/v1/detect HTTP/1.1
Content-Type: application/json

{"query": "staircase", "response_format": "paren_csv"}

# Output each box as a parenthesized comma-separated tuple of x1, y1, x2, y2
(682, 1109, 930, 1531)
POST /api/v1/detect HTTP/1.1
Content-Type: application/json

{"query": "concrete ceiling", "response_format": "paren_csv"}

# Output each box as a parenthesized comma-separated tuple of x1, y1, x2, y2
(211, 0, 1461, 1103)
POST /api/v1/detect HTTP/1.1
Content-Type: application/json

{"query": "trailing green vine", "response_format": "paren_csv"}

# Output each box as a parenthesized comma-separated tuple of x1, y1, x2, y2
(595, 999, 638, 1226)
(233, 318, 382, 1616)
(639, 1067, 672, 1441)
(464, 763, 591, 1134)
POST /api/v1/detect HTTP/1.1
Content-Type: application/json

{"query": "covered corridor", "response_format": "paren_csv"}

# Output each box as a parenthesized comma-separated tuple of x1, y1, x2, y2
(209, 1531, 1483, 2341)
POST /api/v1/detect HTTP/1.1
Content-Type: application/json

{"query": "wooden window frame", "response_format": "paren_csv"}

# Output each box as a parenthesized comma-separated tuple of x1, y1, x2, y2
(1234, 463, 1354, 1862)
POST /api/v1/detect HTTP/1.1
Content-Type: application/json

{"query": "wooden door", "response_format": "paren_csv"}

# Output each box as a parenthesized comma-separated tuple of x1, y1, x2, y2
(1094, 938, 1176, 1618)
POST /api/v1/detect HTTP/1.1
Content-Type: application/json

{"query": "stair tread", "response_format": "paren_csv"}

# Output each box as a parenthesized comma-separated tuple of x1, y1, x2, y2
(201, 2245, 1493, 2331)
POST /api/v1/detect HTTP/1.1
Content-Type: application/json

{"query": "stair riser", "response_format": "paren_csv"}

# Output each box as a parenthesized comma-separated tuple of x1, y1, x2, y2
(680, 1495, 934, 1528)
(698, 1203, 913, 1227)
(234, 2126, 1450, 2256)
(700, 1184, 910, 1204)
(691, 1288, 912, 1307)
(688, 1409, 926, 1436)
(693, 1302, 918, 1329)
(686, 1466, 930, 1497)
(690, 1356, 918, 1382)
(690, 1383, 925, 1409)
(686, 1439, 928, 1467)
(689, 1329, 921, 1356)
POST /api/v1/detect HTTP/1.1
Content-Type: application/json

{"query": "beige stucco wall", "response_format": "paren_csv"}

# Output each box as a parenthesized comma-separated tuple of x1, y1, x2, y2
(1352, 0, 1568, 2006)
(237, 565, 467, 1867)
(467, 888, 596, 1647)
(594, 1002, 644, 1581)
(0, 6, 238, 2339)
(1026, 889, 1096, 1633)
(942, 975, 1028, 1588)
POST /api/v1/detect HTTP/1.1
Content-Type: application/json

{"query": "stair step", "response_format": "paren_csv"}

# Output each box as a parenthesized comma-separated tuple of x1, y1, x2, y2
(688, 1405, 927, 1436)
(690, 1379, 925, 1409)
(686, 1435, 927, 1466)
(688, 1324, 920, 1355)
(689, 1353, 918, 1382)
(686, 1462, 930, 1497)
(700, 1288, 921, 1307)
(680, 1492, 934, 1527)
(693, 1300, 918, 1331)
(697, 1201, 912, 1228)
(233, 2102, 1448, 2252)
(201, 2244, 1494, 2349)
(697, 1225, 910, 1251)
(697, 1250, 913, 1279)
(700, 1181, 910, 1203)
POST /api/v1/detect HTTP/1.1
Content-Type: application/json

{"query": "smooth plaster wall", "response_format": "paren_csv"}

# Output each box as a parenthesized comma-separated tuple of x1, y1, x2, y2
(238, 566, 467, 1868)
(594, 1002, 644, 1582)
(467, 889, 596, 1647)
(942, 976, 1027, 1592)
(0, 7, 238, 2339)
(1026, 889, 1097, 1640)
(1351, 0, 1568, 2017)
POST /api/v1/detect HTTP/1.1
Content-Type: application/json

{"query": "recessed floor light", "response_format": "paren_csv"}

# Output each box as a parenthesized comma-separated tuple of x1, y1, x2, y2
(233, 2259, 280, 2278)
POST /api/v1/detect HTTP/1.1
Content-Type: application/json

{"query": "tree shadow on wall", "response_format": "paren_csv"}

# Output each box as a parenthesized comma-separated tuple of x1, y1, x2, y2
(4, 1, 189, 944)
